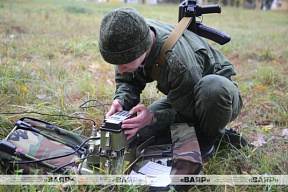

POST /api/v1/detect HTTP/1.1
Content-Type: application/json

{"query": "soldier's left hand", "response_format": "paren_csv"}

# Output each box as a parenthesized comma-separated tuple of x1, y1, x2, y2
(121, 104, 153, 140)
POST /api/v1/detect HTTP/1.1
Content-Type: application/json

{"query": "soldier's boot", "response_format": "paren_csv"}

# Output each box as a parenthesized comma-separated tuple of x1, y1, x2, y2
(198, 127, 249, 160)
(171, 159, 202, 192)
(197, 135, 217, 160)
(215, 127, 249, 149)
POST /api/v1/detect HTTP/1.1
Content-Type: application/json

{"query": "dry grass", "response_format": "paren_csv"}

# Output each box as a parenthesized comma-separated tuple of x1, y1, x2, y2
(0, 0, 287, 191)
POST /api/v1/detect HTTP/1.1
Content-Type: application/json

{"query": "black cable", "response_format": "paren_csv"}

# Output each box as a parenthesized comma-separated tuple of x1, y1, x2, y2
(79, 99, 107, 120)
(10, 137, 99, 164)
(52, 152, 100, 173)
(0, 111, 96, 126)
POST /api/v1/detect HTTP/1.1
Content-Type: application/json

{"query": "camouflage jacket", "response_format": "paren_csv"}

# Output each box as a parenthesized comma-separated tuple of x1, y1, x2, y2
(113, 19, 236, 123)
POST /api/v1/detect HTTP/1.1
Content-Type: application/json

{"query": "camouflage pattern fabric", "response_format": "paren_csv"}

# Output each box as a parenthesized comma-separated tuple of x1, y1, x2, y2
(8, 129, 79, 174)
(20, 117, 88, 146)
(0, 117, 88, 174)
(170, 123, 202, 164)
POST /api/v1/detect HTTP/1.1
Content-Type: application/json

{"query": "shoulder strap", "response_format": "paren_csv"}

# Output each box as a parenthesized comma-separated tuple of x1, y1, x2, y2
(151, 17, 193, 80)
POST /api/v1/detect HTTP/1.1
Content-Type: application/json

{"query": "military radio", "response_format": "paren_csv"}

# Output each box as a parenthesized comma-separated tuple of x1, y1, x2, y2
(99, 111, 138, 174)
(78, 110, 139, 175)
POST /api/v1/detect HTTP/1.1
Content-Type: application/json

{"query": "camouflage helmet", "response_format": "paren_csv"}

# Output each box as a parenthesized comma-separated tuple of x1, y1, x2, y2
(98, 7, 153, 65)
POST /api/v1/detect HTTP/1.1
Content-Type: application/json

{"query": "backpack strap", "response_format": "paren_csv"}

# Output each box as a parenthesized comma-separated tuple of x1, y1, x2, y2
(151, 17, 193, 80)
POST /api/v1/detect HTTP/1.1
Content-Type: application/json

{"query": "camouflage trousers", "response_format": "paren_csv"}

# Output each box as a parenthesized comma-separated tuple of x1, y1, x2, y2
(170, 123, 202, 175)
(170, 123, 201, 164)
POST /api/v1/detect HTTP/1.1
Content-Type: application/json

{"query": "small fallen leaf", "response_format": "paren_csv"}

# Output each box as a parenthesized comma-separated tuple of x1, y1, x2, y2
(261, 125, 272, 132)
(36, 94, 47, 99)
(21, 86, 28, 93)
(281, 129, 288, 139)
(107, 79, 113, 86)
(272, 60, 279, 64)
(251, 134, 267, 146)
(102, 66, 109, 71)
(255, 84, 268, 90)
(88, 62, 101, 73)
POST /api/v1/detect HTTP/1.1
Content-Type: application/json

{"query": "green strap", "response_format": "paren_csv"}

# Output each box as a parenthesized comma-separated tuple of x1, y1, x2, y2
(151, 17, 193, 80)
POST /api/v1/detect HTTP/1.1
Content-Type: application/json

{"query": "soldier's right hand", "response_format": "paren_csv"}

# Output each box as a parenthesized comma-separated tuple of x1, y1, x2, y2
(106, 99, 123, 118)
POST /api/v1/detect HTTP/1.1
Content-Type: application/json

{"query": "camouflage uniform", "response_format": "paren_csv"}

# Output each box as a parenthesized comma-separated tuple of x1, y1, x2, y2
(112, 19, 242, 167)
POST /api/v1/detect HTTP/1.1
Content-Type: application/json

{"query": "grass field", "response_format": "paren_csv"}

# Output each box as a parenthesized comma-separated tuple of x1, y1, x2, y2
(0, 0, 287, 191)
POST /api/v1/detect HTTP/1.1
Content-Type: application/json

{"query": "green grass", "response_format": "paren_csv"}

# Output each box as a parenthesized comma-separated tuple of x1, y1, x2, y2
(0, 0, 288, 191)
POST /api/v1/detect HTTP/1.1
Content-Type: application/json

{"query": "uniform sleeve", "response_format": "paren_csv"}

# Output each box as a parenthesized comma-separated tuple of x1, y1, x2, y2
(164, 50, 203, 113)
(207, 47, 236, 80)
(114, 66, 146, 110)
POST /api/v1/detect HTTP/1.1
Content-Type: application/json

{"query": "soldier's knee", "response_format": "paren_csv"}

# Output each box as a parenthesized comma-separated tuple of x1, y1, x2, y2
(196, 75, 229, 94)
(195, 75, 232, 108)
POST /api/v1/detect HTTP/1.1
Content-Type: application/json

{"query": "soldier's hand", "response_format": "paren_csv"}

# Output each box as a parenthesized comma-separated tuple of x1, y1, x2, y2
(121, 104, 153, 140)
(106, 99, 123, 118)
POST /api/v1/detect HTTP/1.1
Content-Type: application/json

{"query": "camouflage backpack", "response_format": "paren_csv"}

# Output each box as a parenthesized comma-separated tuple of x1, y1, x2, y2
(0, 117, 88, 174)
